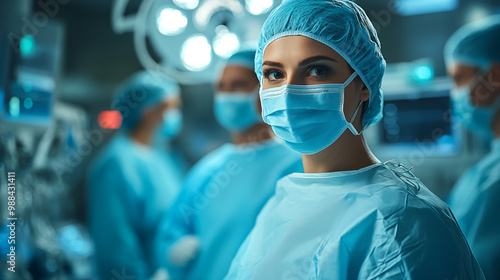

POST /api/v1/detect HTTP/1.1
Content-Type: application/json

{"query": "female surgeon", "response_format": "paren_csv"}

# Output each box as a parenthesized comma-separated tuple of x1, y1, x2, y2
(87, 71, 186, 279)
(225, 0, 485, 279)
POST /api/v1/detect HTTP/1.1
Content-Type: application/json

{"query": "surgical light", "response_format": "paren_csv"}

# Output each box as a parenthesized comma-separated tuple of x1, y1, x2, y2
(113, 0, 282, 83)
(181, 35, 212, 71)
(157, 7, 188, 36)
(213, 26, 240, 58)
(245, 0, 274, 15)
(173, 0, 199, 10)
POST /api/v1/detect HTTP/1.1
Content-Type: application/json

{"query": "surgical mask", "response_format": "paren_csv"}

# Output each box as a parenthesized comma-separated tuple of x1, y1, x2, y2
(260, 72, 363, 155)
(451, 73, 500, 138)
(214, 87, 261, 132)
(156, 108, 183, 140)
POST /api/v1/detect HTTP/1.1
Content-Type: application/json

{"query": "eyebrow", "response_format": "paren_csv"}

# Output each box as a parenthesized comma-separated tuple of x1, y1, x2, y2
(262, 61, 283, 68)
(262, 56, 337, 68)
(298, 56, 337, 66)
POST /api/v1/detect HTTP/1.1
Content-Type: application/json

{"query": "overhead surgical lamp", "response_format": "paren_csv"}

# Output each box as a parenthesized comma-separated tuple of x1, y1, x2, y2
(112, 0, 281, 84)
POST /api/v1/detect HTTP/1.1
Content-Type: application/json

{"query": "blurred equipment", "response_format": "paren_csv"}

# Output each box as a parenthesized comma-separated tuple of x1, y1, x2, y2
(0, 22, 63, 127)
(396, 0, 458, 16)
(0, 2, 94, 278)
(377, 79, 460, 157)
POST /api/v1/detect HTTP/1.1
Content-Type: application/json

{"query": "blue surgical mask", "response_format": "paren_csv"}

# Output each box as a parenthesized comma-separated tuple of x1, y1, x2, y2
(214, 87, 261, 132)
(260, 72, 363, 155)
(157, 109, 183, 140)
(451, 73, 500, 138)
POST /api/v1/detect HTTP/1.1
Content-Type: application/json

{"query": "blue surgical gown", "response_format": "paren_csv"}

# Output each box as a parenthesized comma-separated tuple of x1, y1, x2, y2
(225, 162, 485, 279)
(155, 138, 303, 280)
(87, 133, 185, 279)
(447, 139, 500, 279)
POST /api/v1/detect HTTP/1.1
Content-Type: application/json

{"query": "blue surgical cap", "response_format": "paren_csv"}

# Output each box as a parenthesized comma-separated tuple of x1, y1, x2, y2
(445, 15, 500, 70)
(255, 0, 386, 129)
(226, 48, 257, 71)
(112, 71, 180, 130)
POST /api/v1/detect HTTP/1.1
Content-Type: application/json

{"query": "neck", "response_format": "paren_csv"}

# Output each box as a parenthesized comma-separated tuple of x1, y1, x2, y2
(302, 131, 380, 173)
(232, 123, 274, 145)
(129, 123, 156, 147)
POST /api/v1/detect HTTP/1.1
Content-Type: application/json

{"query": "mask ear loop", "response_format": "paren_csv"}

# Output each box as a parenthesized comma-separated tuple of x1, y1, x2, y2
(343, 72, 363, 136)
(347, 100, 363, 135)
(343, 72, 358, 87)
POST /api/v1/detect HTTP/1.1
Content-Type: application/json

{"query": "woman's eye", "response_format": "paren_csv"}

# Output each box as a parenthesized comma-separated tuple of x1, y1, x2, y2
(265, 70, 284, 81)
(308, 67, 327, 77)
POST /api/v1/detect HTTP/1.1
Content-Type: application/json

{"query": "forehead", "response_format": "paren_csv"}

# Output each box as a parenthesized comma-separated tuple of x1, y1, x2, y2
(263, 35, 347, 65)
(218, 65, 256, 83)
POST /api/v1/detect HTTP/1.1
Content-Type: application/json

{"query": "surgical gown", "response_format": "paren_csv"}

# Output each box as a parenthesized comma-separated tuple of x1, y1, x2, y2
(87, 133, 185, 279)
(447, 139, 500, 279)
(225, 162, 485, 279)
(155, 138, 302, 280)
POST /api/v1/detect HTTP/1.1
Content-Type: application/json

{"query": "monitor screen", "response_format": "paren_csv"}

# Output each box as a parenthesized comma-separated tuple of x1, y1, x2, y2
(377, 88, 460, 157)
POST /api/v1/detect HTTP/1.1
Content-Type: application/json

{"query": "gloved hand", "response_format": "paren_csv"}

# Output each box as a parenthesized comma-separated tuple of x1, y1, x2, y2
(168, 235, 200, 266)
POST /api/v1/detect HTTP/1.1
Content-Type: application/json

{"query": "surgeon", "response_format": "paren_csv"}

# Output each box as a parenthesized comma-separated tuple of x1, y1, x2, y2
(87, 71, 186, 279)
(154, 48, 303, 280)
(445, 16, 500, 279)
(225, 0, 485, 279)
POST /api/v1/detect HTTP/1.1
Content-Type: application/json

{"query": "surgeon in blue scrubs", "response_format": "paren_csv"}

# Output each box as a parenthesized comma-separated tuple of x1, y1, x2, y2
(445, 16, 500, 279)
(154, 49, 303, 280)
(225, 1, 485, 279)
(87, 71, 185, 279)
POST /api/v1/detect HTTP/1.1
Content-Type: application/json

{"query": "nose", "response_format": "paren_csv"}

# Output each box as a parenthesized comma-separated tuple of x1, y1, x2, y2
(287, 72, 306, 86)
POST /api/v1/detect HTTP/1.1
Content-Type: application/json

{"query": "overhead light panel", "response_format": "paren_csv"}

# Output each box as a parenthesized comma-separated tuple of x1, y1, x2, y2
(173, 0, 199, 10)
(157, 7, 188, 36)
(245, 0, 274, 15)
(213, 26, 240, 58)
(181, 35, 212, 71)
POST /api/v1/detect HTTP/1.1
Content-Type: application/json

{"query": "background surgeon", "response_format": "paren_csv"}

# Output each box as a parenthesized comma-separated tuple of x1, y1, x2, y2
(154, 48, 303, 280)
(87, 71, 186, 279)
(445, 16, 500, 279)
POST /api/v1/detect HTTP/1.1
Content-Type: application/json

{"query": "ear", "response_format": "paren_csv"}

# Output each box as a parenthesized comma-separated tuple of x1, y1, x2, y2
(361, 86, 370, 102)
(357, 78, 370, 102)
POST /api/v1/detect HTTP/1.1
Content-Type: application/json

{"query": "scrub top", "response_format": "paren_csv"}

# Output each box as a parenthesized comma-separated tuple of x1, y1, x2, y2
(156, 138, 303, 280)
(88, 133, 184, 279)
(448, 139, 500, 279)
(226, 161, 485, 279)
